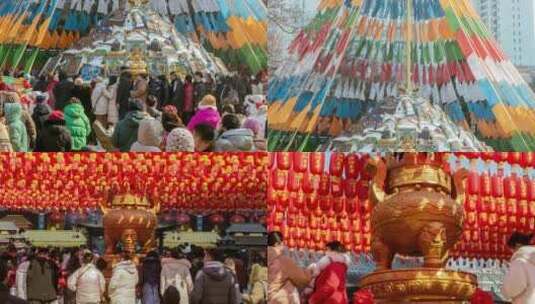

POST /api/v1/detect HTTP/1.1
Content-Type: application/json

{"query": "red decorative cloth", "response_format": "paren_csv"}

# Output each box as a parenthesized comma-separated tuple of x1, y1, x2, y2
(352, 288, 374, 304)
(470, 288, 493, 304)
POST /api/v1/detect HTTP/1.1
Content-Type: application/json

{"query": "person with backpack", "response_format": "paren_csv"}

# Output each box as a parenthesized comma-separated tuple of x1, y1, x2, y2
(67, 250, 105, 304)
(26, 248, 59, 304)
(191, 249, 241, 304)
(160, 248, 192, 304)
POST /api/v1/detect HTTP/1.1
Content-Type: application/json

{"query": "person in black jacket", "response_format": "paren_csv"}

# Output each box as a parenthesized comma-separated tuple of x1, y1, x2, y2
(52, 70, 74, 111)
(31, 94, 51, 139)
(167, 72, 184, 110)
(35, 110, 72, 152)
(148, 75, 169, 110)
(117, 68, 133, 120)
(0, 258, 27, 304)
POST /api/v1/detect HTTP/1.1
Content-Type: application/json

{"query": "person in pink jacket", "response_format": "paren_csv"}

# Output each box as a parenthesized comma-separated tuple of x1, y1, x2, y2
(502, 232, 535, 304)
(187, 94, 221, 132)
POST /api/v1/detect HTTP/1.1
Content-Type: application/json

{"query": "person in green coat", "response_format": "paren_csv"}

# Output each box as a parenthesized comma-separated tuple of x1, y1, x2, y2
(64, 97, 91, 150)
(112, 99, 149, 152)
(3, 103, 28, 152)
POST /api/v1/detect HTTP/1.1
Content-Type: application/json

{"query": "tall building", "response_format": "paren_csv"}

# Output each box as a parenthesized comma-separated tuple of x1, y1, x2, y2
(473, 0, 535, 66)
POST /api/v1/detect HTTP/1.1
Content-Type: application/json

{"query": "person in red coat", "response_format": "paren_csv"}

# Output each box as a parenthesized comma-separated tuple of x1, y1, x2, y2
(306, 241, 350, 304)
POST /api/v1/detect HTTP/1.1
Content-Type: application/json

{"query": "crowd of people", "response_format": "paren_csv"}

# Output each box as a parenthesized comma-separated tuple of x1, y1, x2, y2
(0, 69, 267, 152)
(0, 243, 267, 304)
(267, 231, 535, 304)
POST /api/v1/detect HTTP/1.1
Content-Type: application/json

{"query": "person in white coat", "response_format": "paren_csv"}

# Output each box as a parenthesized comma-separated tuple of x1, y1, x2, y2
(502, 232, 535, 304)
(92, 77, 118, 128)
(67, 251, 105, 304)
(109, 252, 139, 304)
(160, 249, 193, 304)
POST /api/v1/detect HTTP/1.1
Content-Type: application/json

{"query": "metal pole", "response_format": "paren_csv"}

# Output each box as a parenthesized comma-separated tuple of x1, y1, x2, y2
(406, 0, 413, 92)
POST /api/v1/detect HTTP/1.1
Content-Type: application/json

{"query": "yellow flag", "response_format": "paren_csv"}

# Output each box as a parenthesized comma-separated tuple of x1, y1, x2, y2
(35, 18, 52, 46)
(21, 13, 43, 43)
(6, 12, 28, 43)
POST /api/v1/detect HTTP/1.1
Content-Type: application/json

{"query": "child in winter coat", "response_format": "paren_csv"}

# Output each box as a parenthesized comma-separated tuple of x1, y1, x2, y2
(3, 103, 28, 152)
(63, 98, 91, 150)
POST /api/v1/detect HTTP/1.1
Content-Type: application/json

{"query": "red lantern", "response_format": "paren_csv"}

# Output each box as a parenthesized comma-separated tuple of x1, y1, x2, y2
(230, 214, 246, 224)
(504, 176, 518, 199)
(528, 178, 535, 201)
(49, 212, 63, 223)
(268, 152, 275, 169)
(302, 172, 316, 194)
(331, 176, 343, 197)
(309, 153, 325, 175)
(467, 171, 480, 195)
(276, 152, 291, 170)
(480, 173, 491, 197)
(271, 170, 287, 191)
(287, 171, 302, 192)
(176, 213, 190, 225)
(491, 174, 504, 198)
(344, 154, 362, 179)
(329, 153, 345, 176)
(318, 175, 331, 196)
(344, 179, 358, 199)
(209, 214, 225, 225)
(163, 213, 174, 222)
(292, 153, 308, 173)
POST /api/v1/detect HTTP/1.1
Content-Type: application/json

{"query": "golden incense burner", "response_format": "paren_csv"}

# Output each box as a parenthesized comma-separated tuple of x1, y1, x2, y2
(362, 153, 477, 303)
(100, 193, 159, 256)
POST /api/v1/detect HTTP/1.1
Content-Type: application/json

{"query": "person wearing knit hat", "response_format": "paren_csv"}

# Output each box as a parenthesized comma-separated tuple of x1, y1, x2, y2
(161, 107, 185, 150)
(112, 98, 149, 152)
(130, 118, 164, 152)
(32, 94, 52, 140)
(187, 94, 221, 132)
(3, 103, 28, 152)
(215, 114, 254, 152)
(165, 127, 194, 152)
(64, 98, 91, 151)
(35, 110, 72, 152)
(242, 118, 266, 151)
